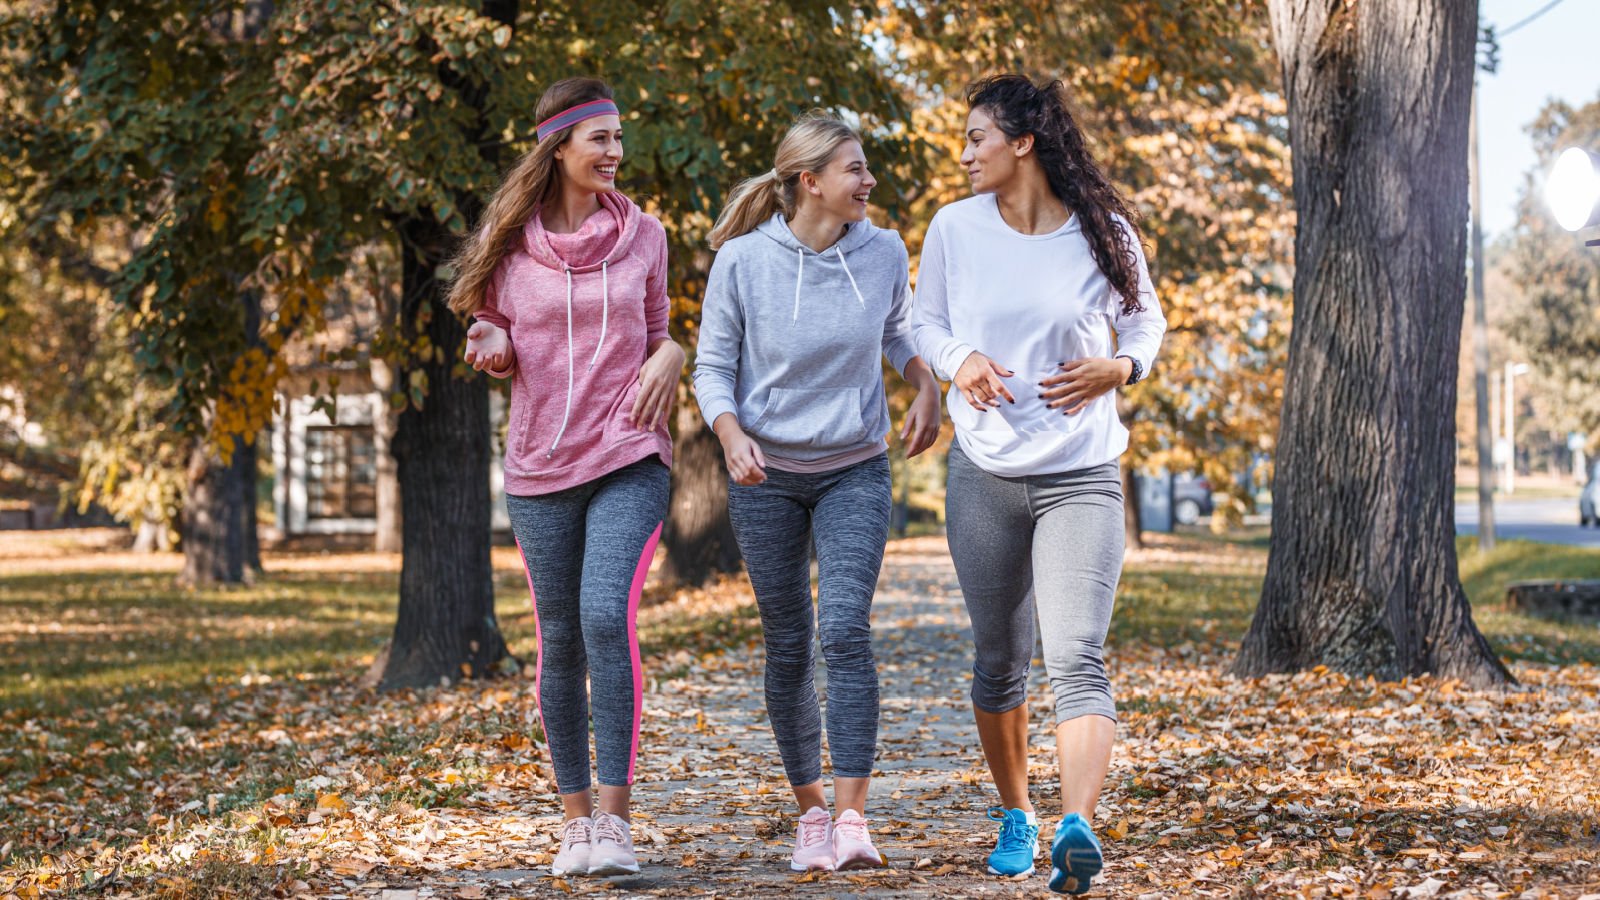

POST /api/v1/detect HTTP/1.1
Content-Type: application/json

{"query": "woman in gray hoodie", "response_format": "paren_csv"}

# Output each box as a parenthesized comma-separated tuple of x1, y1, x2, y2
(692, 113, 941, 872)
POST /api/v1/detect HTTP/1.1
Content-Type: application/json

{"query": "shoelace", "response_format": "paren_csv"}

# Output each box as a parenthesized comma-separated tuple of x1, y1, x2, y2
(798, 817, 830, 848)
(593, 812, 628, 846)
(560, 818, 592, 850)
(833, 815, 870, 843)
(988, 807, 1036, 852)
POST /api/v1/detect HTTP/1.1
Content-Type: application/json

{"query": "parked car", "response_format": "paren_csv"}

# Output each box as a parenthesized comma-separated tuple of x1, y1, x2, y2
(1581, 463, 1599, 527)
(1172, 473, 1215, 526)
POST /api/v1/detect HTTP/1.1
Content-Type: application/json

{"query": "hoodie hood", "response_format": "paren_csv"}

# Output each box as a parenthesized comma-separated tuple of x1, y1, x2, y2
(754, 212, 883, 257)
(753, 213, 886, 322)
(522, 191, 643, 272)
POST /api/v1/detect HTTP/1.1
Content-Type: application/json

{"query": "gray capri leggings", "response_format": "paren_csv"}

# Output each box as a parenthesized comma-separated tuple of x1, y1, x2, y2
(505, 457, 668, 795)
(944, 443, 1123, 724)
(727, 453, 891, 786)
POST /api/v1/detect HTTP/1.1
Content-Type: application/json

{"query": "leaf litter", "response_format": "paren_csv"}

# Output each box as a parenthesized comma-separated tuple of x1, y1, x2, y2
(1, 533, 1596, 898)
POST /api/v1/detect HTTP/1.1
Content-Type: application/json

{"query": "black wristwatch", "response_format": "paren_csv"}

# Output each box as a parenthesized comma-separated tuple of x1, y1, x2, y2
(1118, 355, 1143, 385)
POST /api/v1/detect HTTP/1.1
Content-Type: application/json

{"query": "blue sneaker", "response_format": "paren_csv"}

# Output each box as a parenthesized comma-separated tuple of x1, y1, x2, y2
(985, 807, 1040, 876)
(1047, 813, 1103, 894)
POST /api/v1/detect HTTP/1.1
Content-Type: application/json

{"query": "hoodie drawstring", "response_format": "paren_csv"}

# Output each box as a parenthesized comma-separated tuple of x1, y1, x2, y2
(548, 262, 611, 458)
(548, 267, 577, 458)
(587, 260, 609, 371)
(791, 245, 867, 324)
(834, 246, 866, 309)
(792, 248, 804, 323)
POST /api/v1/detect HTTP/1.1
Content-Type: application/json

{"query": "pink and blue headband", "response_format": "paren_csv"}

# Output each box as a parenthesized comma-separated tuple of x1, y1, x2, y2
(536, 99, 620, 142)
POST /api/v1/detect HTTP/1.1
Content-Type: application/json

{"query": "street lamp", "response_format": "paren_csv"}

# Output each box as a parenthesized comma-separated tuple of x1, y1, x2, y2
(1545, 147, 1600, 244)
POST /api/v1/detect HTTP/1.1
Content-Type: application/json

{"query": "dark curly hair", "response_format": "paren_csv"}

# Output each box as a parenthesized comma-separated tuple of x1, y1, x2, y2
(967, 75, 1146, 314)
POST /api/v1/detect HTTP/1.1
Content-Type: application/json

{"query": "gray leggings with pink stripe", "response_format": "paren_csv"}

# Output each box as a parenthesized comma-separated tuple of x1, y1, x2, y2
(506, 457, 668, 795)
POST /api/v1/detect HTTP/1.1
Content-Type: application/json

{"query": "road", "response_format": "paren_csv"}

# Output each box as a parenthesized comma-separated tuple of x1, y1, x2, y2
(1455, 496, 1600, 548)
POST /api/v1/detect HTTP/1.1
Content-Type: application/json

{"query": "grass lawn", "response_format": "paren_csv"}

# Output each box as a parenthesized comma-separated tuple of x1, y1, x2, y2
(1, 527, 1596, 896)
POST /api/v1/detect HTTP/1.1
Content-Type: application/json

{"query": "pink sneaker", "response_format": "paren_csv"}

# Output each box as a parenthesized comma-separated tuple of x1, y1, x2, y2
(832, 809, 884, 870)
(790, 806, 835, 871)
(587, 811, 640, 876)
(551, 815, 591, 876)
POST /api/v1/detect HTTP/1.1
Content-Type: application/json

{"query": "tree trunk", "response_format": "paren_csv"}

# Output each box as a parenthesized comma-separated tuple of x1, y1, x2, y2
(180, 436, 251, 586)
(377, 0, 517, 689)
(242, 437, 262, 572)
(1117, 395, 1144, 550)
(379, 216, 511, 690)
(1122, 464, 1144, 552)
(181, 287, 264, 586)
(371, 357, 403, 554)
(1235, 0, 1511, 686)
(660, 406, 742, 585)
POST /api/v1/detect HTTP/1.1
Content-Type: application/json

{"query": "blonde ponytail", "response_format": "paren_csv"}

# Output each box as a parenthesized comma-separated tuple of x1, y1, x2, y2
(708, 171, 787, 250)
(707, 112, 860, 251)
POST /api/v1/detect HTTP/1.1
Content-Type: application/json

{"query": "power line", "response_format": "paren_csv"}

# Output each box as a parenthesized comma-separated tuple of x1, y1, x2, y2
(1500, 0, 1568, 37)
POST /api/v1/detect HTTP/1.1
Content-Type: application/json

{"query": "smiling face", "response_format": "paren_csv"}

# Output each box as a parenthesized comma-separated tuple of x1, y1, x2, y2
(554, 114, 623, 194)
(960, 106, 1030, 195)
(798, 139, 876, 222)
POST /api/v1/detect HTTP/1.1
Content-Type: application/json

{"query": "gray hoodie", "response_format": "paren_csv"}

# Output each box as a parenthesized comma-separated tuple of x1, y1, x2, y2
(693, 213, 918, 470)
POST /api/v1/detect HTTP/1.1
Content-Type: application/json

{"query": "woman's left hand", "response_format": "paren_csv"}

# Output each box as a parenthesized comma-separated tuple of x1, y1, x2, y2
(1039, 357, 1133, 415)
(632, 341, 685, 430)
(900, 383, 942, 458)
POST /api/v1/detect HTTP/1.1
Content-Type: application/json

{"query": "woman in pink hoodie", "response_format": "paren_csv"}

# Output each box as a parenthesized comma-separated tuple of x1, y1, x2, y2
(447, 77, 684, 879)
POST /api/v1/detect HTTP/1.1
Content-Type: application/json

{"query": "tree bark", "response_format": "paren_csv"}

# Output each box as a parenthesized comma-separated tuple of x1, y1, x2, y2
(180, 436, 252, 586)
(660, 405, 742, 585)
(380, 215, 510, 689)
(181, 289, 264, 585)
(1235, 0, 1511, 686)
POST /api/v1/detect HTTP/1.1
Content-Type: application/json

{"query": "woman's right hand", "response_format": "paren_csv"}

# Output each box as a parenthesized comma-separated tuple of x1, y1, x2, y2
(952, 351, 1016, 411)
(713, 414, 767, 485)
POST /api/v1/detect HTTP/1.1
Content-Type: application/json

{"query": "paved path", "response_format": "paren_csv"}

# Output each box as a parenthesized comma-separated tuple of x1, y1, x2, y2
(1456, 497, 1600, 548)
(400, 537, 1075, 898)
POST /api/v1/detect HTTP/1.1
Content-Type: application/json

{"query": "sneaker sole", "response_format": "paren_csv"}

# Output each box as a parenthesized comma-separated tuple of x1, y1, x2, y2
(1047, 833, 1102, 894)
(835, 853, 883, 871)
(587, 860, 641, 877)
(987, 863, 1036, 877)
(789, 861, 835, 872)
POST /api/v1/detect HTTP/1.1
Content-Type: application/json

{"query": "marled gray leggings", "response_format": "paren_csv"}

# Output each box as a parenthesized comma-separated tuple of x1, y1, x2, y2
(506, 458, 668, 795)
(945, 443, 1123, 724)
(727, 454, 891, 786)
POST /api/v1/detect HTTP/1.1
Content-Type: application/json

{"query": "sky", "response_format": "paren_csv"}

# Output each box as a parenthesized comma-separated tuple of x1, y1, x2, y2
(1477, 0, 1599, 240)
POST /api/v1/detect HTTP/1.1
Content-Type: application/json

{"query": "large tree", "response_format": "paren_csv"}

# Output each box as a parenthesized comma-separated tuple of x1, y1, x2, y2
(1, 0, 282, 583)
(1234, 0, 1509, 686)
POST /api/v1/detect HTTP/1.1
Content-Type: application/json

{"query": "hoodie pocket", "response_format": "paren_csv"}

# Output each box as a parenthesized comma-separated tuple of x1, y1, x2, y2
(749, 387, 870, 450)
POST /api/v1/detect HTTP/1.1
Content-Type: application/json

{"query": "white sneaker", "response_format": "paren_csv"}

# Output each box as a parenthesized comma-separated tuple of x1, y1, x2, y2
(551, 816, 592, 876)
(587, 810, 640, 876)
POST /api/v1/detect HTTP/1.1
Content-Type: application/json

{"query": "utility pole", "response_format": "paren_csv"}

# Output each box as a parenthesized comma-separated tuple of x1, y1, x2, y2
(1469, 84, 1497, 551)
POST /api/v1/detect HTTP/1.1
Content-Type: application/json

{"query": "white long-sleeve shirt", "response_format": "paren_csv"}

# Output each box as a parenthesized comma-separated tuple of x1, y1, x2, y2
(912, 194, 1167, 476)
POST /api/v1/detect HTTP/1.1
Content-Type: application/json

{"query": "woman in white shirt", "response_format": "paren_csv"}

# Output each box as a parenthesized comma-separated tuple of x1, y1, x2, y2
(912, 74, 1166, 896)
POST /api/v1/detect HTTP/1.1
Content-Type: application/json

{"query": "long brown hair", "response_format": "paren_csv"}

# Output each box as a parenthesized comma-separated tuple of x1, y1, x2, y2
(447, 77, 615, 315)
(707, 112, 859, 250)
(968, 75, 1146, 314)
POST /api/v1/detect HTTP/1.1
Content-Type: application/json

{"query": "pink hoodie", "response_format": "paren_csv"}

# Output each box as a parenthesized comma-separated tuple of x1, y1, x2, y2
(476, 192, 673, 496)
